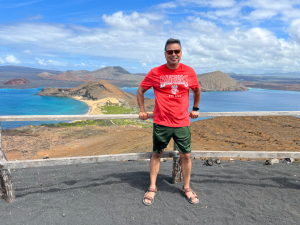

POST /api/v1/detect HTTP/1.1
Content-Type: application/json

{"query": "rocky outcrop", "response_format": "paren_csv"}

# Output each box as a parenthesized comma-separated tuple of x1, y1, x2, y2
(4, 78, 30, 85)
(47, 72, 84, 82)
(37, 72, 55, 78)
(197, 71, 248, 92)
(37, 80, 155, 111)
(38, 71, 98, 82)
(88, 66, 143, 83)
(37, 80, 131, 100)
(81, 75, 97, 81)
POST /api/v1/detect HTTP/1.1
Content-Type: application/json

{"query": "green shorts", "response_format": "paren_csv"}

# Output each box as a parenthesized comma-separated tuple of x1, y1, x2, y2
(153, 123, 191, 154)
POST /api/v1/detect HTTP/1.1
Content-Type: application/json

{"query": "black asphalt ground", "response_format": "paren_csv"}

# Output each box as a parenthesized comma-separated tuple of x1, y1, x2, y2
(1, 159, 300, 225)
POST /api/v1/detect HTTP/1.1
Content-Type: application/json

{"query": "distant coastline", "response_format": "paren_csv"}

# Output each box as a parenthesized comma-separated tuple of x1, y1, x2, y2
(2, 87, 300, 129)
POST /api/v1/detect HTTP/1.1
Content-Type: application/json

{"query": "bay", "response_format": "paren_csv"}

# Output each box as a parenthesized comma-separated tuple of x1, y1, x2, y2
(0, 88, 89, 129)
(122, 87, 300, 122)
(1, 87, 300, 130)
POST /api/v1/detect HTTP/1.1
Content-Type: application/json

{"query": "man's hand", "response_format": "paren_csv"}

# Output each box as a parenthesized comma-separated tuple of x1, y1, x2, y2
(189, 110, 199, 119)
(139, 111, 150, 120)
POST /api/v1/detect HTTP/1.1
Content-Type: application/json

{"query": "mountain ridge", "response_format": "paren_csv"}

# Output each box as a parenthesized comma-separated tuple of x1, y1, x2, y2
(0, 65, 247, 91)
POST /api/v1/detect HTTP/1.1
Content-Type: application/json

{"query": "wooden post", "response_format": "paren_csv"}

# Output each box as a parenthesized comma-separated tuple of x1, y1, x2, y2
(172, 142, 182, 184)
(0, 122, 16, 203)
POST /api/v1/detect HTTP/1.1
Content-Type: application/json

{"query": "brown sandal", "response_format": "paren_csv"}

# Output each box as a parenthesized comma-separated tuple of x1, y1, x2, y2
(143, 187, 157, 206)
(182, 186, 199, 204)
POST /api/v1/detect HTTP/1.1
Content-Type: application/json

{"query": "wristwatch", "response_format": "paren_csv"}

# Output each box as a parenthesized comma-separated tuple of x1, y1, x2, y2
(192, 107, 199, 111)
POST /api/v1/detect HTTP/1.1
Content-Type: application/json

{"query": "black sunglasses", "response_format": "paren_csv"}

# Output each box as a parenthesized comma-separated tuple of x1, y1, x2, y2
(165, 49, 181, 55)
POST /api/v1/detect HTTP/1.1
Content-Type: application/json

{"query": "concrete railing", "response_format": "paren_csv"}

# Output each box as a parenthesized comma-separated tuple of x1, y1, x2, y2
(1, 111, 300, 203)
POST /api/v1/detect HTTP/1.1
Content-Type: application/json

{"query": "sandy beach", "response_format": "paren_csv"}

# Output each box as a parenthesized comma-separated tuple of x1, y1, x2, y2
(73, 96, 120, 115)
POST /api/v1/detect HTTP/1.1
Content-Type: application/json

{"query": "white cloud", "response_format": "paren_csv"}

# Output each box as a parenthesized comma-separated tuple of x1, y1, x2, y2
(185, 17, 222, 34)
(181, 24, 300, 73)
(35, 58, 68, 66)
(176, 0, 300, 24)
(0, 55, 21, 64)
(23, 49, 32, 54)
(2, 8, 300, 73)
(163, 20, 172, 25)
(0, 23, 72, 44)
(73, 62, 88, 67)
(35, 57, 46, 65)
(157, 2, 177, 9)
(247, 9, 277, 20)
(209, 0, 236, 8)
(177, 0, 236, 8)
(245, 0, 292, 11)
(5, 55, 20, 63)
(289, 18, 300, 44)
(27, 14, 43, 20)
(102, 11, 159, 31)
(199, 6, 241, 20)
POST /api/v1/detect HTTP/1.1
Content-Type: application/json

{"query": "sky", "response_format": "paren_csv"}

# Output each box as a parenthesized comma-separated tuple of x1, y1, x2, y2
(1, 0, 300, 75)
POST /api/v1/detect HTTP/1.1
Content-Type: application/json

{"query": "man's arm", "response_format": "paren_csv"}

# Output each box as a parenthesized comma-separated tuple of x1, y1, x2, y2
(137, 85, 150, 120)
(189, 87, 201, 119)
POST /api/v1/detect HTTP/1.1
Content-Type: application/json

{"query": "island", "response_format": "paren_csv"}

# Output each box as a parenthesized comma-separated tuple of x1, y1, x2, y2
(36, 79, 155, 114)
(4, 78, 30, 85)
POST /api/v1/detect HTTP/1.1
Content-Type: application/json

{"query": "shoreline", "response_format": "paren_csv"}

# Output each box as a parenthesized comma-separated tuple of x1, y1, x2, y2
(73, 96, 93, 115)
(72, 96, 120, 115)
(68, 97, 92, 123)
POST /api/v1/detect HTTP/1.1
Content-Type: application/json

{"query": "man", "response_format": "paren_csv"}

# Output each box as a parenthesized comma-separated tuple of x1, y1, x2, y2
(137, 38, 201, 205)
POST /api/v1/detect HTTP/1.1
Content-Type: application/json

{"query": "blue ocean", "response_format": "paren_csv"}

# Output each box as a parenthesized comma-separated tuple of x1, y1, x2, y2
(1, 87, 300, 129)
(122, 87, 300, 121)
(0, 88, 89, 129)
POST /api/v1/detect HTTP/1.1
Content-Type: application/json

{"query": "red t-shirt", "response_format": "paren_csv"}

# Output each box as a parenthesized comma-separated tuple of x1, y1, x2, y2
(140, 63, 200, 127)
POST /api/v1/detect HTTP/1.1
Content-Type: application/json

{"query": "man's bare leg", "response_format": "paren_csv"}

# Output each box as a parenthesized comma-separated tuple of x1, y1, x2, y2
(179, 152, 198, 203)
(144, 152, 163, 204)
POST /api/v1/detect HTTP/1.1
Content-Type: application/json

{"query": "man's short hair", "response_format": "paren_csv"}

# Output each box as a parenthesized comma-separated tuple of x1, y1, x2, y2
(164, 38, 181, 51)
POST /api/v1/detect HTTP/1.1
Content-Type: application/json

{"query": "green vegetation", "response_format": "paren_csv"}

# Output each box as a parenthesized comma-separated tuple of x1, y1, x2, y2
(111, 119, 152, 128)
(41, 119, 152, 128)
(41, 119, 113, 128)
(40, 101, 152, 128)
(100, 101, 139, 114)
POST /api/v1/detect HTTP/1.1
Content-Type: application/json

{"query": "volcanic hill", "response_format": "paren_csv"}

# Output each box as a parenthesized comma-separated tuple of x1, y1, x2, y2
(0, 65, 249, 91)
(197, 71, 248, 92)
(37, 66, 144, 87)
(37, 80, 155, 111)
(4, 78, 30, 85)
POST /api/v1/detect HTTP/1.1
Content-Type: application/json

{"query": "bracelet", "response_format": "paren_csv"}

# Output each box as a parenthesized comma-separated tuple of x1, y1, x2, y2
(192, 107, 199, 111)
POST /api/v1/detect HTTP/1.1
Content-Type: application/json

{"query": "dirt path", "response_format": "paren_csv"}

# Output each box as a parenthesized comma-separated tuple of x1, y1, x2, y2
(2, 116, 300, 161)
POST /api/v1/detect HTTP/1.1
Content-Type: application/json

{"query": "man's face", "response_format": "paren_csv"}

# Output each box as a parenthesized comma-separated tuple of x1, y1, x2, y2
(165, 43, 182, 68)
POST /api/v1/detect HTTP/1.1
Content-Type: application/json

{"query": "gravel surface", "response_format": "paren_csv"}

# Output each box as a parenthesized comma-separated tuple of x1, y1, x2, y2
(1, 160, 300, 225)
